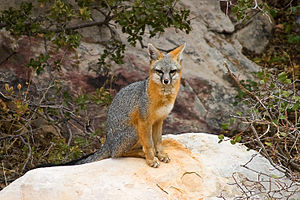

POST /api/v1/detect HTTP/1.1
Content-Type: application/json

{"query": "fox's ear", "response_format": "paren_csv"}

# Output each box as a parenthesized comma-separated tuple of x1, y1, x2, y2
(169, 43, 186, 62)
(148, 43, 162, 61)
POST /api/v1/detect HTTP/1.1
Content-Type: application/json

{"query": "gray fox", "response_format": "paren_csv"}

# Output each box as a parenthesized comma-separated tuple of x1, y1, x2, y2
(77, 43, 185, 167)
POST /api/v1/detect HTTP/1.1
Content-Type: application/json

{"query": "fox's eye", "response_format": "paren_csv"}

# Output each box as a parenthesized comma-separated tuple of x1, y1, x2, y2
(170, 70, 177, 75)
(155, 69, 163, 74)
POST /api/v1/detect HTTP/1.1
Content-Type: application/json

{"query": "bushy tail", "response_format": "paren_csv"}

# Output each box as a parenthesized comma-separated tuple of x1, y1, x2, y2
(75, 143, 111, 165)
(34, 143, 110, 169)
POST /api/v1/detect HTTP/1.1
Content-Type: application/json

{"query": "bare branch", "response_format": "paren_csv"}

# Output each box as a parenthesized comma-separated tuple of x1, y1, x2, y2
(0, 51, 17, 66)
(224, 62, 274, 121)
(250, 123, 286, 174)
(252, 0, 262, 11)
(19, 136, 32, 173)
(1, 161, 8, 186)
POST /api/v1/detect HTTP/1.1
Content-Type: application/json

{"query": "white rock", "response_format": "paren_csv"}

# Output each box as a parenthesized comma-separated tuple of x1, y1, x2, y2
(1, 133, 299, 200)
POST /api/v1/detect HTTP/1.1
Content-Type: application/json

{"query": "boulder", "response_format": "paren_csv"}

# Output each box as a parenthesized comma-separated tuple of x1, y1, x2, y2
(1, 133, 298, 200)
(235, 12, 273, 54)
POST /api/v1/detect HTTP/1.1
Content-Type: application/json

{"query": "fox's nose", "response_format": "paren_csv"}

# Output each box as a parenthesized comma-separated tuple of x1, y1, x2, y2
(163, 79, 170, 85)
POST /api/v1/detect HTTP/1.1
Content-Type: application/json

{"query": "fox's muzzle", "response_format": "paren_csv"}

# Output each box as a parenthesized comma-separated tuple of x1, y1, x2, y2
(163, 79, 170, 85)
(161, 73, 171, 85)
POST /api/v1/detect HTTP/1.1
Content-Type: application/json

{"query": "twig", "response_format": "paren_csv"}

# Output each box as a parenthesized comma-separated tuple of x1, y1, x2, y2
(231, 172, 248, 198)
(234, 153, 300, 199)
(65, 122, 73, 160)
(252, 0, 262, 11)
(19, 136, 32, 173)
(45, 18, 114, 33)
(216, 194, 226, 200)
(242, 156, 285, 179)
(1, 15, 113, 33)
(289, 53, 298, 125)
(224, 62, 274, 121)
(0, 51, 16, 66)
(169, 186, 183, 193)
(283, 0, 294, 9)
(181, 171, 202, 179)
(0, 91, 14, 101)
(289, 130, 300, 155)
(1, 161, 8, 186)
(250, 123, 285, 174)
(41, 142, 54, 160)
(138, 39, 147, 49)
(219, 0, 234, 16)
(156, 183, 169, 194)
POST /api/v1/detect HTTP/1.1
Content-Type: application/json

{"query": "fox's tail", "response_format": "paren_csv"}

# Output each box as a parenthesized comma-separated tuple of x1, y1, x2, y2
(75, 143, 111, 165)
(34, 143, 110, 168)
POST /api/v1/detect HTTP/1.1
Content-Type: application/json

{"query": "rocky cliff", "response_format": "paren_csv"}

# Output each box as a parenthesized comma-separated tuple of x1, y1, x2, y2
(0, 0, 273, 134)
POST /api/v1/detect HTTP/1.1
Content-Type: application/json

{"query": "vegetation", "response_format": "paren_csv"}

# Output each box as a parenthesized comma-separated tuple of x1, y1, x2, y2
(0, 0, 191, 74)
(220, 0, 300, 186)
(0, 0, 191, 189)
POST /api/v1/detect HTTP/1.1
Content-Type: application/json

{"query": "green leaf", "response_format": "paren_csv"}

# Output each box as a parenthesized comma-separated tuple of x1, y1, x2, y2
(288, 34, 300, 44)
(284, 79, 292, 84)
(218, 134, 225, 140)
(259, 80, 265, 84)
(282, 90, 290, 98)
(236, 111, 242, 116)
(291, 6, 297, 14)
(271, 174, 279, 179)
(265, 142, 272, 147)
(277, 72, 287, 82)
(285, 24, 292, 33)
(91, 129, 101, 137)
(280, 132, 287, 137)
(221, 123, 229, 130)
(292, 102, 299, 111)
(279, 115, 286, 119)
(292, 96, 300, 101)
(257, 71, 264, 79)
(235, 135, 241, 143)
(63, 91, 72, 102)
(230, 117, 235, 125)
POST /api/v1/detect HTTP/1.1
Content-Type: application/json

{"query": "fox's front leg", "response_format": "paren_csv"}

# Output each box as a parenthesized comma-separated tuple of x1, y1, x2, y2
(152, 119, 170, 163)
(138, 120, 160, 167)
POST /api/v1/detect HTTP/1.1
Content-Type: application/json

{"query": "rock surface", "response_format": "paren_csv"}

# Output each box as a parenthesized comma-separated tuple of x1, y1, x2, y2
(235, 12, 273, 54)
(1, 133, 298, 200)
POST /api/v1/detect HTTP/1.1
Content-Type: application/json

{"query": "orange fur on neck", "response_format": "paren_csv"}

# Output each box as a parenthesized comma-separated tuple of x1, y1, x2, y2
(147, 72, 181, 122)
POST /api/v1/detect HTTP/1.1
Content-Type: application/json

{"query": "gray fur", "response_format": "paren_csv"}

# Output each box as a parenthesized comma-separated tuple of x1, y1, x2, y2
(106, 79, 149, 157)
(75, 142, 110, 164)
(76, 79, 150, 164)
(75, 43, 185, 165)
(152, 54, 181, 72)
(151, 55, 181, 85)
(148, 43, 161, 61)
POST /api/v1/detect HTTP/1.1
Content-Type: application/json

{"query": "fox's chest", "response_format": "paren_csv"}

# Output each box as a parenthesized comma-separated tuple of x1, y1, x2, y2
(155, 103, 174, 119)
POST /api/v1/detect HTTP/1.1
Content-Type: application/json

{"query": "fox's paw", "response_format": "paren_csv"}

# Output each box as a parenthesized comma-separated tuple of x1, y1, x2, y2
(157, 152, 170, 163)
(146, 157, 160, 168)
